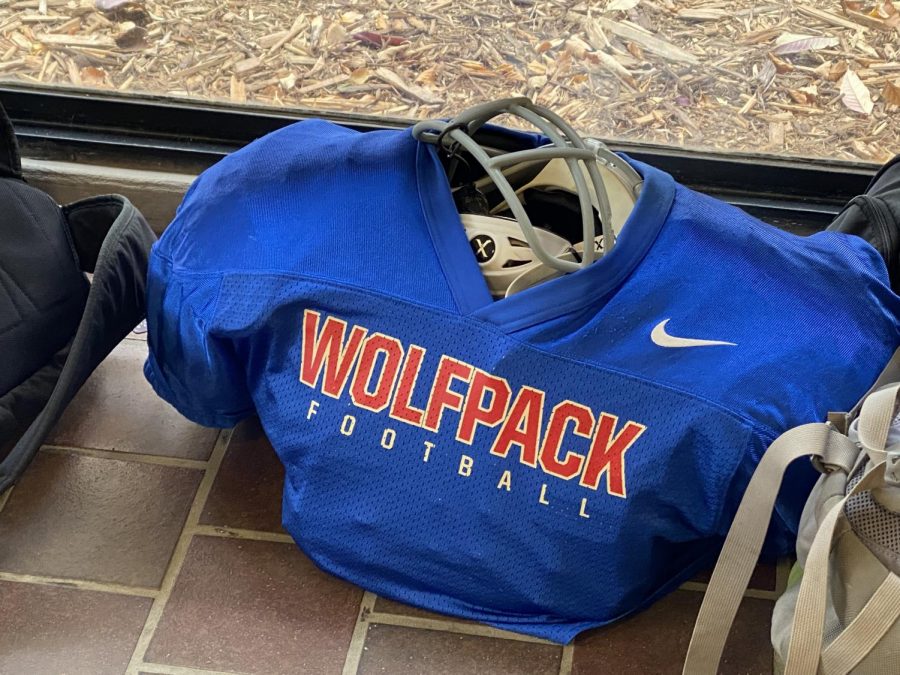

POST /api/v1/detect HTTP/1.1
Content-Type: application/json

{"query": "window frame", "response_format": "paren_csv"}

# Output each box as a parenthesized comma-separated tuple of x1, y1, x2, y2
(1, 83, 883, 231)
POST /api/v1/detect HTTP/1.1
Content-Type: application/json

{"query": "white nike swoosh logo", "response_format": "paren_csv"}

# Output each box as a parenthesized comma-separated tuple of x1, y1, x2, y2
(651, 319, 737, 348)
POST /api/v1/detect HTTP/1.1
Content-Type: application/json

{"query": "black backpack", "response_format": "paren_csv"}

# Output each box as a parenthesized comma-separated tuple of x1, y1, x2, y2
(828, 155, 900, 293)
(0, 101, 156, 492)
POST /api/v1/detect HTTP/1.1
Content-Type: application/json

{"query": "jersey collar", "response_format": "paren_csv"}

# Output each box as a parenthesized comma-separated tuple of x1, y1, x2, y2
(415, 135, 675, 333)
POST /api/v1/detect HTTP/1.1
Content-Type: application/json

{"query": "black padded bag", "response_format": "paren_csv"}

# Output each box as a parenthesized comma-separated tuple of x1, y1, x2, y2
(0, 101, 156, 492)
(827, 155, 900, 293)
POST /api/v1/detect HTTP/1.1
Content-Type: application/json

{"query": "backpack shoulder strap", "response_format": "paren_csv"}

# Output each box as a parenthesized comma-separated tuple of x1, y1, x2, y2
(818, 569, 900, 673)
(683, 352, 900, 674)
(682, 423, 856, 675)
(785, 384, 900, 674)
(845, 349, 900, 427)
(0, 195, 156, 493)
(785, 461, 895, 674)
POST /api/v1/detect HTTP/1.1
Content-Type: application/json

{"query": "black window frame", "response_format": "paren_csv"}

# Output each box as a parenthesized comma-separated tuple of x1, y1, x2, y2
(1, 83, 884, 231)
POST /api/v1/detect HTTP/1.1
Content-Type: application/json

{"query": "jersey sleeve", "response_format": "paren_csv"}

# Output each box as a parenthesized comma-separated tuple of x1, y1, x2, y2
(143, 253, 254, 428)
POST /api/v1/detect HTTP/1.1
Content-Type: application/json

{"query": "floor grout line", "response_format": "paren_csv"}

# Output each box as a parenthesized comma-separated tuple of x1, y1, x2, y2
(0, 571, 157, 598)
(365, 611, 558, 645)
(680, 581, 708, 593)
(775, 556, 792, 594)
(341, 591, 377, 675)
(125, 428, 233, 675)
(41, 444, 210, 470)
(0, 484, 13, 514)
(744, 588, 779, 601)
(559, 642, 575, 675)
(191, 524, 294, 544)
(680, 579, 778, 601)
(137, 663, 243, 675)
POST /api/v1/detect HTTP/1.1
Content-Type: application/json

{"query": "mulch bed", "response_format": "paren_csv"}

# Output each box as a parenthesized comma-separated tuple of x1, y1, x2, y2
(0, 0, 898, 162)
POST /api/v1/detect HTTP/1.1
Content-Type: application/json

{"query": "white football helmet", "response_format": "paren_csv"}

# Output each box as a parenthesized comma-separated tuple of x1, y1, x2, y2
(460, 213, 572, 298)
(505, 236, 605, 297)
(412, 97, 643, 296)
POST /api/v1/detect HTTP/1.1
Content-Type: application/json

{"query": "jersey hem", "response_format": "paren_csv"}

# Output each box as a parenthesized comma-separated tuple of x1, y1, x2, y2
(280, 496, 719, 644)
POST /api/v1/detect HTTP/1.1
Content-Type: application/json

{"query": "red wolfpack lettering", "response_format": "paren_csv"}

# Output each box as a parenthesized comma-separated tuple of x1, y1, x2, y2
(390, 344, 428, 426)
(350, 334, 405, 413)
(299, 311, 367, 398)
(580, 413, 645, 497)
(490, 387, 544, 468)
(424, 357, 473, 432)
(539, 401, 594, 481)
(457, 371, 511, 445)
(299, 309, 646, 498)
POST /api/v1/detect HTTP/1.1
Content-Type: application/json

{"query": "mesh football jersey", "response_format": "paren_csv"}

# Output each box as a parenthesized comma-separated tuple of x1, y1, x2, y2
(145, 119, 900, 643)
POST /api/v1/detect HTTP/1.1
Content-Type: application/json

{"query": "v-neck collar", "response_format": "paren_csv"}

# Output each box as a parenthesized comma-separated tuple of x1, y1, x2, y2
(415, 136, 676, 333)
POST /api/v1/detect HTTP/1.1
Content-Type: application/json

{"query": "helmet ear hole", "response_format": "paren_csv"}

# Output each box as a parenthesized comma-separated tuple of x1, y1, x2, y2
(502, 259, 530, 269)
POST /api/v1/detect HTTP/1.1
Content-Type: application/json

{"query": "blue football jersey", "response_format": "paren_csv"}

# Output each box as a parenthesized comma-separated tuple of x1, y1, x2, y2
(144, 119, 900, 643)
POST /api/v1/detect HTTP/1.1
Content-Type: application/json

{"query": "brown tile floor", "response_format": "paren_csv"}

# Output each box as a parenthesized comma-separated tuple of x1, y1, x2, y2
(0, 335, 784, 675)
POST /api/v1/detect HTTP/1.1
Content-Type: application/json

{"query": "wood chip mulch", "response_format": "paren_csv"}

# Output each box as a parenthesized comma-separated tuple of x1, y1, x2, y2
(0, 0, 898, 163)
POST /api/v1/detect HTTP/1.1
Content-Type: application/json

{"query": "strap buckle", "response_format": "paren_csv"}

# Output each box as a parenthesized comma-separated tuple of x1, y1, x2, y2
(827, 410, 850, 436)
(811, 421, 860, 475)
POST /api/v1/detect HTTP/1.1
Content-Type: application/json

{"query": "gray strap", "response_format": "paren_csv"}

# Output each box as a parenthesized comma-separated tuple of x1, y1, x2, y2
(682, 423, 855, 675)
(830, 348, 900, 434)
(818, 436, 862, 474)
(819, 573, 900, 674)
(785, 385, 900, 673)
(685, 349, 900, 674)
(857, 383, 900, 464)
(784, 465, 887, 674)
(864, 348, 900, 403)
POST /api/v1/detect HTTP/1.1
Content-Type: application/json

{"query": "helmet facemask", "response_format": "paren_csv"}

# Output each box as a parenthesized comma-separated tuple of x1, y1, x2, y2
(413, 97, 642, 290)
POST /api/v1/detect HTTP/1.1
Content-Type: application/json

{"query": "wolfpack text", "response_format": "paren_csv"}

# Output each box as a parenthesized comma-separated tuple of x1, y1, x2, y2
(298, 310, 646, 499)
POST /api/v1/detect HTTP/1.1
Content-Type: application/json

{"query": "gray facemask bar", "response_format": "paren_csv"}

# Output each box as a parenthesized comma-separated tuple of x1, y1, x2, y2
(469, 150, 643, 204)
(412, 97, 615, 274)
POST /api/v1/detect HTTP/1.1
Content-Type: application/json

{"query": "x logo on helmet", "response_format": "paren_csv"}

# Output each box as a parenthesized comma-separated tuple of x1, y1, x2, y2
(471, 234, 496, 263)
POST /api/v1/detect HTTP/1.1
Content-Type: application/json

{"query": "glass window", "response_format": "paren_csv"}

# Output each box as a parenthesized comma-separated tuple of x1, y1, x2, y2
(1, 0, 897, 161)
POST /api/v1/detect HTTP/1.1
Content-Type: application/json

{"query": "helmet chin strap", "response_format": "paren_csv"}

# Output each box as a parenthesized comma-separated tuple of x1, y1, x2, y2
(413, 97, 618, 275)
